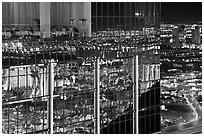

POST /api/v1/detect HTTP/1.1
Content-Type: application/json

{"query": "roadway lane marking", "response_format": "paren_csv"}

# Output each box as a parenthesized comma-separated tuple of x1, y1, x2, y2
(179, 94, 199, 125)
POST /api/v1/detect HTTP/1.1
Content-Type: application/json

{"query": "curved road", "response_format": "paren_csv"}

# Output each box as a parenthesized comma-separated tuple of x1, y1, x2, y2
(161, 94, 202, 134)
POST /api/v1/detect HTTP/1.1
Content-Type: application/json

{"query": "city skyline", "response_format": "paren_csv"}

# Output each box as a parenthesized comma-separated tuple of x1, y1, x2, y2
(2, 2, 202, 134)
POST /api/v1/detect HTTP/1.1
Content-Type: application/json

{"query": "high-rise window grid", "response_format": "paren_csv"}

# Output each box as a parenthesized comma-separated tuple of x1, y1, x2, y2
(2, 2, 161, 134)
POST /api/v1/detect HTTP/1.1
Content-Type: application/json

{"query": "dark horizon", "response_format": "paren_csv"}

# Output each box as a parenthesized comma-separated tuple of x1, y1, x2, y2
(161, 2, 202, 24)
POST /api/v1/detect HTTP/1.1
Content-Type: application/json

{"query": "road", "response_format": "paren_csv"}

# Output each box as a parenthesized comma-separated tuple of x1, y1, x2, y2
(161, 94, 202, 134)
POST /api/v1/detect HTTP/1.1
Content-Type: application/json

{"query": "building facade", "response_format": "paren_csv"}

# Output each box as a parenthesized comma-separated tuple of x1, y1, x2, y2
(192, 25, 201, 45)
(2, 2, 161, 134)
(91, 2, 161, 134)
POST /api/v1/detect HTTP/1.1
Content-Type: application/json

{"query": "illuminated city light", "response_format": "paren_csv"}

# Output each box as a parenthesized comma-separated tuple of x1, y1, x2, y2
(135, 12, 140, 16)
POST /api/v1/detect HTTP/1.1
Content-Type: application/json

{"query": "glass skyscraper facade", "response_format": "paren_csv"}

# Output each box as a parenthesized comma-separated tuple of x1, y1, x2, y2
(91, 2, 161, 134)
(2, 2, 161, 134)
(91, 2, 160, 32)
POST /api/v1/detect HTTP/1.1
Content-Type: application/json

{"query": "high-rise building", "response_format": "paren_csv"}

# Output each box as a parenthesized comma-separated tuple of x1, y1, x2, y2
(192, 25, 201, 45)
(91, 2, 161, 134)
(2, 2, 92, 37)
(91, 2, 160, 32)
(2, 2, 160, 134)
(172, 25, 185, 47)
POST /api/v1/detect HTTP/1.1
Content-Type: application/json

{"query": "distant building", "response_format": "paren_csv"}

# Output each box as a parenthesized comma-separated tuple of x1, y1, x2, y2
(191, 25, 201, 45)
(172, 25, 185, 47)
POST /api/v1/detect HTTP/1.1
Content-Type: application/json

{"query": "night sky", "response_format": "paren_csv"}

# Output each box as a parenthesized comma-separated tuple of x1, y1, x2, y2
(161, 2, 202, 24)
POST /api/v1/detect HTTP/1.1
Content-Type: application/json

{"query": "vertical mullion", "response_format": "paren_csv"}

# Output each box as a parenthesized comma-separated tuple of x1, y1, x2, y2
(118, 2, 121, 37)
(113, 3, 115, 37)
(124, 58, 127, 134)
(95, 2, 98, 36)
(133, 55, 138, 134)
(63, 73, 65, 133)
(94, 58, 100, 134)
(7, 68, 10, 133)
(26, 67, 28, 133)
(17, 68, 20, 134)
(107, 2, 109, 33)
(41, 66, 47, 133)
(101, 2, 103, 34)
(47, 61, 54, 134)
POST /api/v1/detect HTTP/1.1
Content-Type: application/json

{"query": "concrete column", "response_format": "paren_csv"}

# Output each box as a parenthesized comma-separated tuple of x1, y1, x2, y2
(83, 2, 91, 37)
(71, 2, 79, 27)
(71, 2, 91, 37)
(13, 2, 19, 24)
(40, 2, 50, 38)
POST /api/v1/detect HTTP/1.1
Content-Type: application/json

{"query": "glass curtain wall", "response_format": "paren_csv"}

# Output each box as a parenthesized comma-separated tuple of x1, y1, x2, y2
(91, 2, 161, 134)
(91, 2, 160, 35)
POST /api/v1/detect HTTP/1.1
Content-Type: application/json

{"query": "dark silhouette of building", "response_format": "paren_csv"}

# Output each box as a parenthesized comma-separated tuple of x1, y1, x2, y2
(100, 81, 160, 134)
(138, 81, 160, 133)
